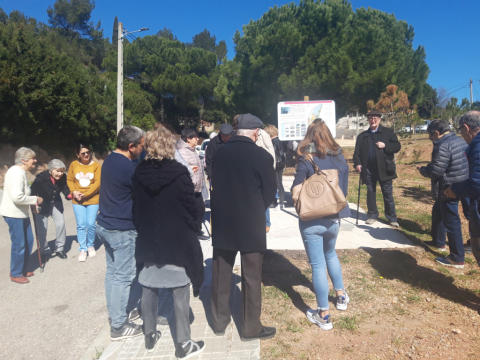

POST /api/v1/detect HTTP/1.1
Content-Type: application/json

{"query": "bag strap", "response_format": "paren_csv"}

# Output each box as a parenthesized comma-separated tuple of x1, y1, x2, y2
(306, 154, 335, 181)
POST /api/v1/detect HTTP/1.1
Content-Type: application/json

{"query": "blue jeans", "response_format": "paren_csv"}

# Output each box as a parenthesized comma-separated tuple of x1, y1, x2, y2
(4, 217, 34, 277)
(432, 199, 464, 262)
(266, 208, 271, 227)
(96, 224, 137, 329)
(73, 204, 99, 251)
(300, 218, 344, 310)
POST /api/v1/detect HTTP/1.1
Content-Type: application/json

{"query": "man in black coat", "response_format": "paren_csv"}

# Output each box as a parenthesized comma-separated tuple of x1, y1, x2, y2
(353, 111, 401, 227)
(417, 120, 469, 267)
(210, 114, 277, 341)
(205, 123, 233, 180)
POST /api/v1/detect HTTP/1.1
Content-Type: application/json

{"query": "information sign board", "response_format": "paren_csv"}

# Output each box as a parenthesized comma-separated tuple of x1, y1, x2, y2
(277, 100, 336, 141)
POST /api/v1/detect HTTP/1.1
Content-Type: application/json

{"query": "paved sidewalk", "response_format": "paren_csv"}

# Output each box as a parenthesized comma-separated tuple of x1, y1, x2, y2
(98, 239, 259, 360)
(90, 176, 413, 360)
(268, 177, 413, 250)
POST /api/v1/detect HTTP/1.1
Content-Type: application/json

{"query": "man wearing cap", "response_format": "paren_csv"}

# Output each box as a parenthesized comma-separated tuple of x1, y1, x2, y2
(205, 123, 233, 181)
(353, 111, 401, 227)
(210, 114, 277, 341)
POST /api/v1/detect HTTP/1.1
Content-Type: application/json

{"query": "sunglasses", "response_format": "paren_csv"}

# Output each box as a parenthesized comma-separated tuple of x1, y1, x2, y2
(80, 151, 91, 156)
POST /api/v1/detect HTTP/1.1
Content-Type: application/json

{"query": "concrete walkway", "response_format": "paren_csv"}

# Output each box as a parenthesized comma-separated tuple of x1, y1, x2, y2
(93, 176, 413, 360)
(268, 177, 413, 251)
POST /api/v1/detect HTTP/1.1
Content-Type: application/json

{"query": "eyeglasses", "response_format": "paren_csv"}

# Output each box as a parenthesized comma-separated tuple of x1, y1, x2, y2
(458, 125, 466, 131)
(80, 151, 91, 156)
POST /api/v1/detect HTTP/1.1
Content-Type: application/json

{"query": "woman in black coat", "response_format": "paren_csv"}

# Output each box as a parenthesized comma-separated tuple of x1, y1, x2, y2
(30, 159, 72, 259)
(132, 126, 205, 358)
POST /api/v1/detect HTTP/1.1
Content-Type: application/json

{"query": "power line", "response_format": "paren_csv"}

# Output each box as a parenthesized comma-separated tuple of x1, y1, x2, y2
(445, 80, 470, 91)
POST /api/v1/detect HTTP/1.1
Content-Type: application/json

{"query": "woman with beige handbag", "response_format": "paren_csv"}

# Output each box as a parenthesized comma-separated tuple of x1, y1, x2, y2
(291, 119, 351, 331)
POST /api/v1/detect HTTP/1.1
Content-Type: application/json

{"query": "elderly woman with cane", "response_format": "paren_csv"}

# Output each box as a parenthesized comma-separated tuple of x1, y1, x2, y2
(31, 159, 72, 260)
(133, 126, 205, 357)
(0, 147, 43, 284)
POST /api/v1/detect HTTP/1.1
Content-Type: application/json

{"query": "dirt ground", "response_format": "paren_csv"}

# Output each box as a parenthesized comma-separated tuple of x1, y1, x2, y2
(261, 134, 480, 359)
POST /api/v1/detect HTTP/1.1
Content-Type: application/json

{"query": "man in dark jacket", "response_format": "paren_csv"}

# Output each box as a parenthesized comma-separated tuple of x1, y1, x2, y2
(446, 111, 480, 268)
(205, 123, 233, 179)
(417, 120, 468, 268)
(353, 111, 401, 227)
(210, 114, 277, 341)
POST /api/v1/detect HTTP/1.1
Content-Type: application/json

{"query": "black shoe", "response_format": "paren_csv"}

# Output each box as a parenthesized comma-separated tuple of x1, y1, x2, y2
(464, 244, 473, 254)
(56, 251, 67, 259)
(241, 326, 276, 341)
(175, 340, 205, 359)
(145, 331, 161, 353)
(157, 315, 169, 326)
(197, 234, 210, 241)
(127, 308, 141, 321)
(110, 321, 143, 341)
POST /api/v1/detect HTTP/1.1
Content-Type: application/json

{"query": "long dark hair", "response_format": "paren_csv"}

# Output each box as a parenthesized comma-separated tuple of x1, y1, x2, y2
(297, 119, 340, 159)
(75, 142, 91, 155)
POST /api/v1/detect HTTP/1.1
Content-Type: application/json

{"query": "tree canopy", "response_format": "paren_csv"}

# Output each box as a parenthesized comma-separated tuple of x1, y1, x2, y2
(1, 0, 436, 155)
(223, 0, 429, 124)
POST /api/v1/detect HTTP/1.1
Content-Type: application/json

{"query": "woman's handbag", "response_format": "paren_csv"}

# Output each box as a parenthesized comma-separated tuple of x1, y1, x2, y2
(291, 154, 347, 221)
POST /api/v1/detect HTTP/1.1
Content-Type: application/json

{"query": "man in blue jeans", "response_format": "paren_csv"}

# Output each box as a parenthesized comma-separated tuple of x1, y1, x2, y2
(96, 126, 145, 341)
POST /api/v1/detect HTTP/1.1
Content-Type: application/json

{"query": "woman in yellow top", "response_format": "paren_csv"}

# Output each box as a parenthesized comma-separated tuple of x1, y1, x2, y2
(67, 143, 101, 262)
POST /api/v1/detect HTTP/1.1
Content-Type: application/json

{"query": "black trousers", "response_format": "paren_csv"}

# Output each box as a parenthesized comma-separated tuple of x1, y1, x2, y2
(365, 168, 397, 222)
(142, 285, 191, 344)
(211, 248, 264, 337)
(194, 193, 205, 234)
(275, 170, 285, 206)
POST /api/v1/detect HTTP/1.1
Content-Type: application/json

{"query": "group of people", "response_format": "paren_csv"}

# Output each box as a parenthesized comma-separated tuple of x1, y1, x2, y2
(2, 109, 480, 357)
(354, 109, 480, 269)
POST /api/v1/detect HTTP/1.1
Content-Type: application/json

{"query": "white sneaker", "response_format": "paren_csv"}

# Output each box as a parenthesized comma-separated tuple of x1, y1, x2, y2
(78, 250, 87, 262)
(336, 291, 350, 311)
(306, 309, 333, 330)
(88, 247, 96, 257)
(274, 204, 281, 211)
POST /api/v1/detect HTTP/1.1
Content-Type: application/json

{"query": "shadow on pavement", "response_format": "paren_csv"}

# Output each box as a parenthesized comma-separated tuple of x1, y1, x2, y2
(364, 248, 480, 313)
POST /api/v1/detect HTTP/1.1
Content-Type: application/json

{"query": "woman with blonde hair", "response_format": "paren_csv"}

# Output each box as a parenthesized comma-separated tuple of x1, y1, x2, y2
(291, 119, 351, 330)
(0, 147, 43, 284)
(133, 126, 205, 357)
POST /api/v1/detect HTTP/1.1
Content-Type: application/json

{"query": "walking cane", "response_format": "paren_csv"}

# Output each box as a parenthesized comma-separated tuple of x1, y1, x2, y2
(356, 173, 362, 226)
(31, 207, 44, 273)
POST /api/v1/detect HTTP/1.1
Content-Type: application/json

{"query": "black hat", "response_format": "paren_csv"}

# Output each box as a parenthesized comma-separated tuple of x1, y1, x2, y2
(366, 111, 383, 117)
(237, 114, 263, 130)
(219, 123, 233, 135)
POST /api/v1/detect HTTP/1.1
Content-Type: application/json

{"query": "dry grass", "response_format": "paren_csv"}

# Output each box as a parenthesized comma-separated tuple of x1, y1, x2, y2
(260, 134, 480, 359)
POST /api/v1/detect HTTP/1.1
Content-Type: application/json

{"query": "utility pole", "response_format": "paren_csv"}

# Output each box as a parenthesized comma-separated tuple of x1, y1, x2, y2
(471, 78, 473, 105)
(116, 24, 149, 134)
(117, 22, 123, 134)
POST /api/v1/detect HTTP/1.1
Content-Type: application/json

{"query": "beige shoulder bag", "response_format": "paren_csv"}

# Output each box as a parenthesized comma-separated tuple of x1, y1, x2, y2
(291, 154, 347, 221)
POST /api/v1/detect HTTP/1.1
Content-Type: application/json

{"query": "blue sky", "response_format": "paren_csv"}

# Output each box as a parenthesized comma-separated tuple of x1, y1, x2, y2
(2, 0, 479, 102)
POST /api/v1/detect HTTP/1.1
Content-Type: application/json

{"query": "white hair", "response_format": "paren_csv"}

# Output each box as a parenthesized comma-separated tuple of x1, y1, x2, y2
(237, 129, 258, 136)
(48, 159, 66, 171)
(209, 131, 218, 139)
(14, 147, 36, 165)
